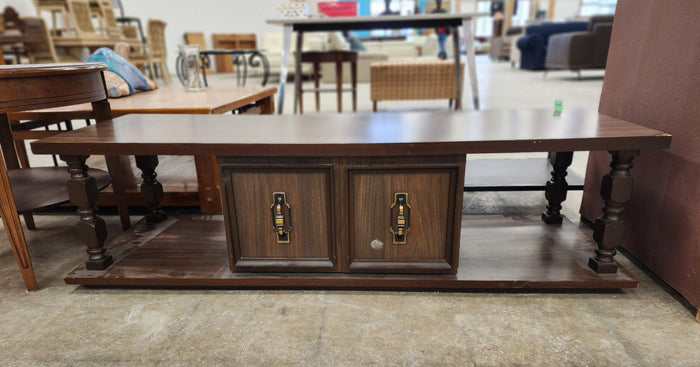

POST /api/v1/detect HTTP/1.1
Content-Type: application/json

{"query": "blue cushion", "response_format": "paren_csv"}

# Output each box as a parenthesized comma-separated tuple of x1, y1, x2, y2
(86, 47, 152, 94)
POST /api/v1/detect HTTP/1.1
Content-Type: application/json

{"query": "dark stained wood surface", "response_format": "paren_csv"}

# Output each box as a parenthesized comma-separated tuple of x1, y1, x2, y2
(0, 63, 108, 113)
(0, 63, 107, 78)
(63, 214, 638, 289)
(31, 109, 671, 157)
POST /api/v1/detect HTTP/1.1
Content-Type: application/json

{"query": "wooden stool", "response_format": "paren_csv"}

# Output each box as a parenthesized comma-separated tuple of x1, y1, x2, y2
(297, 50, 357, 114)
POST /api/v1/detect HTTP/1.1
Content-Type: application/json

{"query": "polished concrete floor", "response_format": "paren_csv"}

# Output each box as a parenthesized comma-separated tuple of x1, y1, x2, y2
(1, 56, 698, 366)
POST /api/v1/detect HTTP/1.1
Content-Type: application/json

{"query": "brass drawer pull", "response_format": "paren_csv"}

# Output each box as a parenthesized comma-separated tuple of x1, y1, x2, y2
(271, 192, 292, 243)
(390, 192, 411, 244)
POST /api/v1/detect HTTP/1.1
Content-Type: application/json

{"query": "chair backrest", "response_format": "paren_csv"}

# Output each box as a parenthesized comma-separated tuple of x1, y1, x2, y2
(20, 16, 60, 63)
(67, 0, 98, 37)
(96, 0, 122, 38)
(147, 19, 167, 59)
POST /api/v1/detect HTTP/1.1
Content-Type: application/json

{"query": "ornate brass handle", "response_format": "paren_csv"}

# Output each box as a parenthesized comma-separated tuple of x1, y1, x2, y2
(390, 193, 411, 245)
(271, 192, 292, 243)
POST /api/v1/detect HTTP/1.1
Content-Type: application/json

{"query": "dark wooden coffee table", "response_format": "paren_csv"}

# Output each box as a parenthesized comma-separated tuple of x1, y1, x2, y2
(30, 109, 671, 289)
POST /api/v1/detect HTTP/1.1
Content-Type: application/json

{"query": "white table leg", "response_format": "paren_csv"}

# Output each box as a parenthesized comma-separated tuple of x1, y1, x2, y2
(277, 25, 292, 115)
(462, 18, 480, 110)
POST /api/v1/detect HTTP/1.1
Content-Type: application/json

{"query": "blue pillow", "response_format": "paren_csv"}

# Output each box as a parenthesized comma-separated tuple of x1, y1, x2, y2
(86, 47, 152, 94)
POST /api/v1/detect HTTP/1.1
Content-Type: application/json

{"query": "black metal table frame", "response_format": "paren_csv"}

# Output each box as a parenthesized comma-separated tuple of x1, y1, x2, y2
(176, 49, 269, 87)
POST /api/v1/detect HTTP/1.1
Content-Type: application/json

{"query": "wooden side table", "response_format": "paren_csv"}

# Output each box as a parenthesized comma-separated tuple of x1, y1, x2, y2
(297, 50, 357, 114)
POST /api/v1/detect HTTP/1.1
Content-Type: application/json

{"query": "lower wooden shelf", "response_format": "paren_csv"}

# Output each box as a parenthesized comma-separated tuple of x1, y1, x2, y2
(64, 214, 638, 289)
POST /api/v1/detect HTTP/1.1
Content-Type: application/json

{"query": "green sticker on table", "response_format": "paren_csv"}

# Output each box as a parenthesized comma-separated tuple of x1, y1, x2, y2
(554, 100, 563, 111)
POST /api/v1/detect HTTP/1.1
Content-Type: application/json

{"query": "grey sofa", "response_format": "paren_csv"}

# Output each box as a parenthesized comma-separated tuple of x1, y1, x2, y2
(545, 15, 614, 73)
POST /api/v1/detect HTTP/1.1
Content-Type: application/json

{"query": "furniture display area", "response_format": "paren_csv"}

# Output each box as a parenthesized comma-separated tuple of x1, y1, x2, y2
(516, 21, 588, 70)
(545, 15, 614, 74)
(297, 50, 357, 114)
(0, 63, 119, 291)
(579, 0, 700, 321)
(370, 60, 463, 111)
(10, 80, 277, 214)
(267, 13, 480, 114)
(29, 109, 670, 289)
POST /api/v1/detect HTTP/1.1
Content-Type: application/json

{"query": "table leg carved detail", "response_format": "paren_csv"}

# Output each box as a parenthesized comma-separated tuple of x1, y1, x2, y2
(542, 151, 573, 224)
(135, 155, 167, 223)
(589, 150, 639, 273)
(61, 154, 113, 271)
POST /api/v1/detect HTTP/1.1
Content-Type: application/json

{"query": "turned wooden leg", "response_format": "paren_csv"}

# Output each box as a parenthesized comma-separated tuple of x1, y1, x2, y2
(335, 60, 343, 113)
(542, 151, 574, 224)
(135, 155, 166, 223)
(313, 61, 320, 112)
(351, 60, 357, 112)
(61, 154, 112, 271)
(589, 150, 639, 273)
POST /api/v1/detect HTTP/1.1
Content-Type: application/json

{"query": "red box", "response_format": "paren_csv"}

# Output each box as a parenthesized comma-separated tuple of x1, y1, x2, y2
(317, 1, 358, 17)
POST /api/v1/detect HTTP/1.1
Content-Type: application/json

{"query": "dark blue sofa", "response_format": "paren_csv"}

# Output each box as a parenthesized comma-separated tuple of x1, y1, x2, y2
(516, 22, 588, 70)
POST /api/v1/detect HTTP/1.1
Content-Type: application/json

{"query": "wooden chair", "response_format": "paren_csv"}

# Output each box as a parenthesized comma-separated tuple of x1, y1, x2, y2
(92, 0, 123, 39)
(128, 19, 170, 84)
(21, 16, 81, 63)
(66, 0, 100, 38)
(297, 50, 357, 114)
(147, 19, 170, 84)
(32, 0, 72, 36)
(0, 63, 128, 291)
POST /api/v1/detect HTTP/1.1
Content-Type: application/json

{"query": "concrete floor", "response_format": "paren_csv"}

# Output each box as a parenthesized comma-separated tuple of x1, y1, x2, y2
(1, 56, 698, 366)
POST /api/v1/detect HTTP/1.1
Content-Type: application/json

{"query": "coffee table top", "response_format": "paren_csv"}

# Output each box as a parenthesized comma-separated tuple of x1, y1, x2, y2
(31, 109, 671, 157)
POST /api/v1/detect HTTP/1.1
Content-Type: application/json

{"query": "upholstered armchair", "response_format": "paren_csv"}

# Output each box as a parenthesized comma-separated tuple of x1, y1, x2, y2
(516, 21, 588, 70)
(545, 15, 615, 73)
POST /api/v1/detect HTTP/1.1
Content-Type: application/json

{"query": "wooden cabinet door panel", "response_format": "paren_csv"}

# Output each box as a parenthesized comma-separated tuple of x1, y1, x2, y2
(345, 156, 464, 274)
(219, 158, 336, 272)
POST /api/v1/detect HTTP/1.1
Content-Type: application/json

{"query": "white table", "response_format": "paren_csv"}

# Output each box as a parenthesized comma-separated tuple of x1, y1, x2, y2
(267, 13, 481, 114)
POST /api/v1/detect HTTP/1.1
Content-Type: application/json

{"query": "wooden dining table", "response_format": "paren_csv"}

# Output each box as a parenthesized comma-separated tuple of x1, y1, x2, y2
(10, 80, 277, 213)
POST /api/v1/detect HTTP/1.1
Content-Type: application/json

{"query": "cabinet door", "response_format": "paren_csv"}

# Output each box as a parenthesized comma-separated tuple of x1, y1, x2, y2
(219, 158, 336, 272)
(345, 156, 464, 274)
